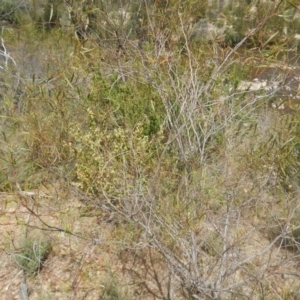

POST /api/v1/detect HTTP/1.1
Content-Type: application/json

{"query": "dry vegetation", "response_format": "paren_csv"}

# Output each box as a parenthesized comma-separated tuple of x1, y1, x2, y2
(1, 0, 300, 299)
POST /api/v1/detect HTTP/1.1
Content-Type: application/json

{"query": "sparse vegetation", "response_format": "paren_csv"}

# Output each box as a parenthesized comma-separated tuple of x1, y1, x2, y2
(1, 0, 300, 299)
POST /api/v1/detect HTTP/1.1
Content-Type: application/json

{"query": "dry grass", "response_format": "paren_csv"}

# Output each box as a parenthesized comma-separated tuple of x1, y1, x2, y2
(1, 1, 300, 299)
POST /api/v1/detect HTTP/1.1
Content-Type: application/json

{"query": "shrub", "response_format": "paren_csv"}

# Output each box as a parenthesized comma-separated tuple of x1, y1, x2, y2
(100, 274, 131, 300)
(0, 0, 30, 24)
(13, 237, 52, 276)
(70, 106, 164, 197)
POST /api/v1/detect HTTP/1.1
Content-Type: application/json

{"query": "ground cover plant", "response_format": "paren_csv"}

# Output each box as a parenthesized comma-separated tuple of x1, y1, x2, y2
(13, 236, 52, 276)
(1, 0, 300, 299)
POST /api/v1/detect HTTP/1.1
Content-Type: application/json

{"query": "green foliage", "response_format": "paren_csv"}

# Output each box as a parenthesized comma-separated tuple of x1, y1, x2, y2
(0, 0, 27, 24)
(88, 76, 163, 135)
(0, 117, 42, 191)
(246, 112, 300, 192)
(70, 107, 163, 196)
(291, 227, 300, 249)
(100, 274, 132, 300)
(201, 232, 223, 257)
(14, 237, 52, 276)
(224, 27, 244, 47)
(42, 0, 62, 30)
